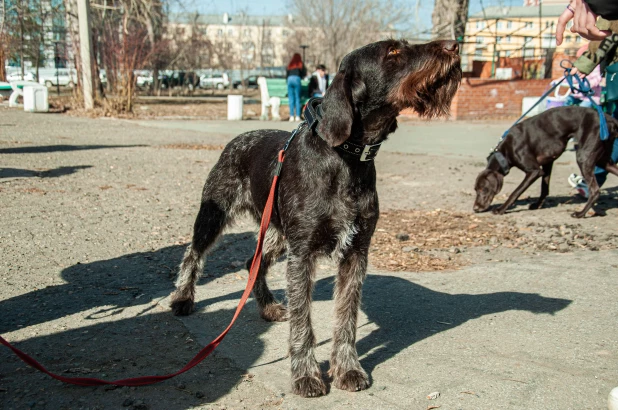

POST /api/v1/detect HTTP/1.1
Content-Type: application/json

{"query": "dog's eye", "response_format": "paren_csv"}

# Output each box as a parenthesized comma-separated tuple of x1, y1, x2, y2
(388, 48, 400, 56)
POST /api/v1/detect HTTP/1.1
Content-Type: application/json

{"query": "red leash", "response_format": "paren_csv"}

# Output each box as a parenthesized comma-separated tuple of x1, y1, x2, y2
(0, 139, 296, 386)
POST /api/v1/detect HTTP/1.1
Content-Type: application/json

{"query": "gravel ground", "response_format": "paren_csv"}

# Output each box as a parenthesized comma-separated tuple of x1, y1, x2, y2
(1, 107, 617, 409)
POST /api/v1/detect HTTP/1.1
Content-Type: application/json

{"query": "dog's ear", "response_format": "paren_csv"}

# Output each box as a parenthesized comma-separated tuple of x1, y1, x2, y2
(317, 71, 365, 147)
(493, 171, 504, 193)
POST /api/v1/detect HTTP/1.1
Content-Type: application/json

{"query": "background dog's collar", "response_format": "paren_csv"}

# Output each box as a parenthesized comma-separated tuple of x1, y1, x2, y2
(488, 151, 510, 175)
(304, 97, 382, 162)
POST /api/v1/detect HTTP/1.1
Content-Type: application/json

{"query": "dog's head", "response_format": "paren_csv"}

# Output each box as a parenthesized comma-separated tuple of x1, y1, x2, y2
(318, 39, 462, 146)
(473, 169, 504, 213)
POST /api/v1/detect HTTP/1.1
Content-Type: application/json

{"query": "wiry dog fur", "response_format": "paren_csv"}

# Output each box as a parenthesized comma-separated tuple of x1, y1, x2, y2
(170, 39, 461, 397)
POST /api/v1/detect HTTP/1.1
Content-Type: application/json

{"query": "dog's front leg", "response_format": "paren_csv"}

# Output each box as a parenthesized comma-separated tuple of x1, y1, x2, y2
(286, 252, 327, 397)
(330, 250, 370, 392)
(493, 169, 542, 215)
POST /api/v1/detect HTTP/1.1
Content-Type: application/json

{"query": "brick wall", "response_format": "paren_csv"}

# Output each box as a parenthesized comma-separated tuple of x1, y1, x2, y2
(401, 78, 551, 120)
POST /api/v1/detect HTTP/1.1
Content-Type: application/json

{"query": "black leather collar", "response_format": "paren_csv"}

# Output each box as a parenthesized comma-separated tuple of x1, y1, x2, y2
(304, 97, 382, 162)
(488, 150, 510, 175)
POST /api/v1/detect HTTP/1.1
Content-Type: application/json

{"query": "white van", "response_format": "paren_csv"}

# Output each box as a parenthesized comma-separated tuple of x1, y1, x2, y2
(38, 69, 77, 87)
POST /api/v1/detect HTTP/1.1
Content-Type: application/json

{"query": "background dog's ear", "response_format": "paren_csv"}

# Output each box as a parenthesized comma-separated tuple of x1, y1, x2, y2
(318, 71, 364, 147)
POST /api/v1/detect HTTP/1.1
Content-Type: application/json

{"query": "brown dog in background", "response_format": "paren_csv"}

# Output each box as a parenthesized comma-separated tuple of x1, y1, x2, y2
(474, 106, 618, 218)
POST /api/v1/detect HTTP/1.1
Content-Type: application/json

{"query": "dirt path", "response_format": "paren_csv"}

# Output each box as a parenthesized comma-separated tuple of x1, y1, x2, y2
(1, 108, 617, 409)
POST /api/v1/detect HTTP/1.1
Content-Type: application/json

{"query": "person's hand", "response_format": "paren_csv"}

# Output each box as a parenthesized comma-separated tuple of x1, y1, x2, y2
(556, 0, 611, 46)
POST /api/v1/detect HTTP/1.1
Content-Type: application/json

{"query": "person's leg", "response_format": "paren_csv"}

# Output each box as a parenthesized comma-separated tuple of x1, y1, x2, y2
(293, 76, 302, 117)
(596, 138, 618, 186)
(287, 77, 297, 120)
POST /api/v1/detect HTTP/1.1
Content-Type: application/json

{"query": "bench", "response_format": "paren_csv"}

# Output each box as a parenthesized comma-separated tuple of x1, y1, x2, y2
(258, 77, 310, 120)
(0, 82, 12, 99)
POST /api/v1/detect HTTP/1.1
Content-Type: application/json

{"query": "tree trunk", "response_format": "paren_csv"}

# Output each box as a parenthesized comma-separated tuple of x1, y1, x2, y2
(432, 0, 469, 41)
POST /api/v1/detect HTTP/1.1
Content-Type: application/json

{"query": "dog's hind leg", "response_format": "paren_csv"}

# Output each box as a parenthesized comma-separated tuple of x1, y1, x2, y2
(287, 250, 327, 397)
(248, 226, 287, 322)
(330, 249, 370, 392)
(529, 163, 553, 210)
(171, 199, 228, 315)
(572, 155, 601, 218)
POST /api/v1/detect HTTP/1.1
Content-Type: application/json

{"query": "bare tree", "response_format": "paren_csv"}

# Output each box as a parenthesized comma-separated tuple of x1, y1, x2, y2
(431, 0, 469, 41)
(289, 0, 411, 72)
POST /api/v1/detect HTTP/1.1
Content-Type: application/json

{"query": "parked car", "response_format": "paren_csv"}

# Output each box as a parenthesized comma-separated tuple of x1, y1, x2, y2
(200, 72, 230, 89)
(6, 71, 36, 82)
(135, 71, 153, 88)
(159, 71, 200, 89)
(39, 69, 77, 87)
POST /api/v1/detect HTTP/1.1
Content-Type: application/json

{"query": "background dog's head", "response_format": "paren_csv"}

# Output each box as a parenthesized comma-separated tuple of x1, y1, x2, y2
(473, 169, 504, 213)
(318, 39, 462, 146)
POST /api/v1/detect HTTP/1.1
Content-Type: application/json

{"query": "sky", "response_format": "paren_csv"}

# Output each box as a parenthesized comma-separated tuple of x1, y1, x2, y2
(184, 0, 523, 33)
(179, 0, 525, 40)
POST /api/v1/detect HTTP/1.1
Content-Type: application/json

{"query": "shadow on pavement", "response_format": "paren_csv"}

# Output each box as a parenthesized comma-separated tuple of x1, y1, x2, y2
(0, 165, 92, 179)
(0, 145, 147, 154)
(0, 232, 571, 407)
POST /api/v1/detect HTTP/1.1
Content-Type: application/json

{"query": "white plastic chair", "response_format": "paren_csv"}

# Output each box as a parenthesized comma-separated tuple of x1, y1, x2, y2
(257, 76, 281, 121)
(8, 80, 42, 107)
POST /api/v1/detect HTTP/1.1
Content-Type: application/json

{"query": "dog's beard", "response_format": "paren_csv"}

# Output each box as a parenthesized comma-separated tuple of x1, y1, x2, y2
(391, 54, 462, 118)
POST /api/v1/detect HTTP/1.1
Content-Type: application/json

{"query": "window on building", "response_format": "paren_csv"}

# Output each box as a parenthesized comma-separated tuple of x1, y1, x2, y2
(476, 37, 484, 44)
(565, 35, 571, 43)
(525, 22, 534, 29)
(475, 21, 486, 30)
(496, 36, 502, 44)
(243, 28, 251, 37)
(496, 21, 503, 29)
(525, 36, 532, 44)
(506, 35, 512, 43)
(506, 21, 513, 29)
(217, 29, 223, 37)
(475, 48, 483, 57)
(505, 50, 511, 57)
(575, 36, 581, 43)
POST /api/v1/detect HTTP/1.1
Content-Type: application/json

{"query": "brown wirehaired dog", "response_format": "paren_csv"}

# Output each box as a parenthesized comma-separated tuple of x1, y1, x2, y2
(474, 106, 618, 218)
(170, 39, 461, 397)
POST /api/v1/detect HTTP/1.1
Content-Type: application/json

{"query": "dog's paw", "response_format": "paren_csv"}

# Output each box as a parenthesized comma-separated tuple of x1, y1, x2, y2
(571, 211, 585, 219)
(260, 303, 288, 322)
(491, 207, 505, 215)
(333, 370, 370, 392)
(292, 376, 327, 398)
(170, 297, 195, 316)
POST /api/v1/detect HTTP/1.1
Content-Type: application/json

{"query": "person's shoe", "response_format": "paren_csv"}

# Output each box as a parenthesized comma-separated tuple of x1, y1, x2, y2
(568, 173, 584, 188)
(288, 116, 295, 122)
(295, 116, 301, 122)
(609, 387, 618, 410)
(575, 182, 589, 199)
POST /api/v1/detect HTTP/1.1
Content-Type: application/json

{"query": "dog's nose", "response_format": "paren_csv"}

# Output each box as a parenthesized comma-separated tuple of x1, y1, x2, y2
(441, 40, 459, 54)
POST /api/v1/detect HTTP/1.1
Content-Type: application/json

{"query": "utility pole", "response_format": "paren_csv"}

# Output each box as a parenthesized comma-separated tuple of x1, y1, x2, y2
(77, 0, 93, 110)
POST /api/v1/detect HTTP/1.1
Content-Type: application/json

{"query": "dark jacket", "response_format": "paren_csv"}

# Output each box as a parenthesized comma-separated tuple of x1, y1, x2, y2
(308, 74, 329, 96)
(286, 65, 307, 79)
(586, 0, 618, 20)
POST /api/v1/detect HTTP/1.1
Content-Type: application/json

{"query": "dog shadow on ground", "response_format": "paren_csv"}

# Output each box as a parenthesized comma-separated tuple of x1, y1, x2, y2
(0, 144, 147, 155)
(313, 275, 571, 377)
(0, 233, 571, 408)
(492, 191, 617, 215)
(0, 232, 260, 409)
(0, 165, 92, 179)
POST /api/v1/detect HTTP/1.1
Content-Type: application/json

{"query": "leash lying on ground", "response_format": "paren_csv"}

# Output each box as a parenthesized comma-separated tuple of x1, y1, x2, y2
(0, 126, 302, 387)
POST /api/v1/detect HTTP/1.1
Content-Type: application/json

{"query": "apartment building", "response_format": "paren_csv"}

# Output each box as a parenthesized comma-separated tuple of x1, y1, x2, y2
(463, 5, 581, 74)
